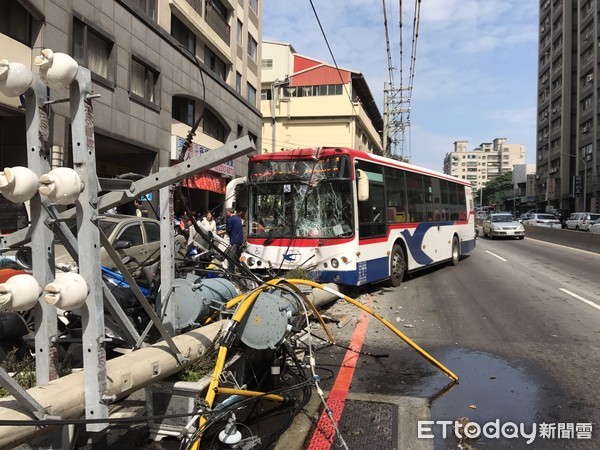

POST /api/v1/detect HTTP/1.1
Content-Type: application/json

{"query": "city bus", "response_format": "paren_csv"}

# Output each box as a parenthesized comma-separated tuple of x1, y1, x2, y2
(239, 147, 476, 286)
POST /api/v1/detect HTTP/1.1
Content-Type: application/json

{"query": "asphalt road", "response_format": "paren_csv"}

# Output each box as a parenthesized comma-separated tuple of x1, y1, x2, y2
(279, 235, 600, 449)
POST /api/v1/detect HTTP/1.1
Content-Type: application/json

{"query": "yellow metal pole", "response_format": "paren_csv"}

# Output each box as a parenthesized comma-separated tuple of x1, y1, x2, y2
(215, 387, 285, 403)
(285, 279, 459, 382)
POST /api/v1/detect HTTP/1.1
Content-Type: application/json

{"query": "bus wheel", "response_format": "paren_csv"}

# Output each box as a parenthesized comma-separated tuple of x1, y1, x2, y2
(389, 244, 406, 287)
(450, 236, 460, 266)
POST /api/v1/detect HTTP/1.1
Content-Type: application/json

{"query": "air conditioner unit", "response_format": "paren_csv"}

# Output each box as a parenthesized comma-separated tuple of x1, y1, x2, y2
(549, 167, 558, 174)
(585, 154, 593, 162)
(586, 74, 593, 83)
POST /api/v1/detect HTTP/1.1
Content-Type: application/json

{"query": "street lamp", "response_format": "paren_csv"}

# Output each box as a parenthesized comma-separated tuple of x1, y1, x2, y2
(560, 152, 587, 212)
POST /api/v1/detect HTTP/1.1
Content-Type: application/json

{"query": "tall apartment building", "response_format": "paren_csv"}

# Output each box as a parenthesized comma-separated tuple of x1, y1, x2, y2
(443, 138, 526, 190)
(260, 41, 383, 154)
(536, 0, 598, 213)
(0, 0, 262, 214)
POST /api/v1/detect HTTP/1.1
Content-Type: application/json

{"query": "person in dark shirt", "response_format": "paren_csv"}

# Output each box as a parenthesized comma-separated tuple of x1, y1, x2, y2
(225, 208, 244, 260)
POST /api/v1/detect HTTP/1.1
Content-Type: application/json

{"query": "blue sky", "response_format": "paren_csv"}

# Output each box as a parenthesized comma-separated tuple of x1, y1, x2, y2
(262, 0, 539, 172)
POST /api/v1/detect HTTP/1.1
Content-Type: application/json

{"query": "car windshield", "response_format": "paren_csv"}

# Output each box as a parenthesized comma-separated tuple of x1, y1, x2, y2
(492, 215, 513, 222)
(63, 218, 118, 238)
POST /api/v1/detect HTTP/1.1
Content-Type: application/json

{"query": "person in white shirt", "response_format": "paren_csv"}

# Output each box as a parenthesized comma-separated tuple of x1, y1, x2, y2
(200, 211, 217, 234)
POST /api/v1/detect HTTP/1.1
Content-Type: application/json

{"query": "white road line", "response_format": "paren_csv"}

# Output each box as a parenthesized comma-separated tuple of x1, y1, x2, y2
(560, 288, 600, 311)
(485, 250, 507, 261)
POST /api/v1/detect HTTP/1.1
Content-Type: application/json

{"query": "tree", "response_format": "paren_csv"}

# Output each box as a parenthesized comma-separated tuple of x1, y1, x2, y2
(481, 171, 513, 206)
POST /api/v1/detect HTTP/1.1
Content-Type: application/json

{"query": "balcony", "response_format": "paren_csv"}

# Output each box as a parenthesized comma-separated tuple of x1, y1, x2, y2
(205, 0, 230, 45)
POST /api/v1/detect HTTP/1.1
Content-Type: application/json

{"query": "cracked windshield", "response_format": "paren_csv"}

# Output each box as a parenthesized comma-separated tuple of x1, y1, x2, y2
(249, 157, 353, 238)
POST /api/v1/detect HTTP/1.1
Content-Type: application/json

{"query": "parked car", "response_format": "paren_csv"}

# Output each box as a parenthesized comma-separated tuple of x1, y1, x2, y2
(564, 212, 600, 231)
(482, 213, 525, 239)
(589, 218, 600, 234)
(54, 214, 161, 272)
(522, 213, 561, 228)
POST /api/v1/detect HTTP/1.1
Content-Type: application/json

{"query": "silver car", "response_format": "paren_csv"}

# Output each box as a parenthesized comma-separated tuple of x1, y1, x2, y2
(589, 218, 600, 234)
(54, 214, 161, 271)
(482, 213, 525, 240)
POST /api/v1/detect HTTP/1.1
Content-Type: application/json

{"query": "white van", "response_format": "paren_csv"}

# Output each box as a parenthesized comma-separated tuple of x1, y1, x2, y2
(565, 212, 600, 231)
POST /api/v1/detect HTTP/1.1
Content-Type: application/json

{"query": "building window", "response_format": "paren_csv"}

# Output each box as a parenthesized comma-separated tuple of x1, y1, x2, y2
(580, 143, 593, 160)
(235, 72, 242, 94)
(261, 59, 273, 69)
(247, 83, 256, 106)
(237, 20, 243, 45)
(283, 84, 343, 97)
(171, 15, 196, 55)
(0, 1, 34, 46)
(247, 34, 257, 61)
(582, 96, 592, 111)
(130, 58, 158, 104)
(124, 0, 157, 20)
(249, 0, 258, 13)
(205, 0, 230, 44)
(172, 96, 195, 127)
(260, 89, 271, 100)
(203, 108, 227, 142)
(73, 19, 114, 81)
(204, 47, 227, 82)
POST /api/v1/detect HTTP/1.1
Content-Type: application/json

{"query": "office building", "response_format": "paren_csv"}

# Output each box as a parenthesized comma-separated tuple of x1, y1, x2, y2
(443, 138, 526, 190)
(0, 0, 262, 214)
(536, 0, 598, 212)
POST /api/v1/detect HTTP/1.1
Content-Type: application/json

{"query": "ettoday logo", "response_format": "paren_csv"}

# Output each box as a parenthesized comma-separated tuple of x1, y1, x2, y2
(418, 420, 593, 445)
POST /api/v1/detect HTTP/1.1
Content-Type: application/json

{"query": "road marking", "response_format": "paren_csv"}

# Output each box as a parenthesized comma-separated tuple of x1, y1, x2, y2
(485, 250, 507, 261)
(307, 301, 372, 450)
(560, 288, 600, 311)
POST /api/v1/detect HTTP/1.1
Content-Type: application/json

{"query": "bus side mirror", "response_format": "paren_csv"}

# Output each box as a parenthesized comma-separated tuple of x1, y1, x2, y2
(357, 169, 369, 201)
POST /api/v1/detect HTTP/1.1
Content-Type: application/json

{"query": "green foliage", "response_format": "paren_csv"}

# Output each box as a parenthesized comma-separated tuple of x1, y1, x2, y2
(0, 351, 36, 397)
(283, 267, 312, 280)
(481, 171, 513, 206)
(179, 348, 218, 382)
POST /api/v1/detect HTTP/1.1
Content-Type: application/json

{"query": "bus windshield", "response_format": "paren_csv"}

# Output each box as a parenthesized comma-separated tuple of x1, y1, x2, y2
(249, 180, 354, 238)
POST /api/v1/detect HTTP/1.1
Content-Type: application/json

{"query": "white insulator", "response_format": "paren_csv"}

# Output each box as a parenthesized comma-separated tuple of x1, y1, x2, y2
(44, 272, 88, 310)
(38, 167, 83, 205)
(0, 166, 40, 203)
(0, 274, 42, 311)
(34, 49, 78, 89)
(0, 60, 33, 97)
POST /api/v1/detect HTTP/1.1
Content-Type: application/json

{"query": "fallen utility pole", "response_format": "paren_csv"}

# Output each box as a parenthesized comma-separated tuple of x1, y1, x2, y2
(0, 320, 227, 449)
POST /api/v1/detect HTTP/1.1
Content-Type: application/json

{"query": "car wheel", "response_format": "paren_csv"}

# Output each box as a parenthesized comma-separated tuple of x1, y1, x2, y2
(575, 226, 580, 231)
(518, 236, 524, 240)
(388, 244, 406, 287)
(450, 236, 460, 266)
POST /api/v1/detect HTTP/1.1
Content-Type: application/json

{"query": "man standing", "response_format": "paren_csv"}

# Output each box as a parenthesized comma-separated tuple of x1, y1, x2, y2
(225, 207, 244, 260)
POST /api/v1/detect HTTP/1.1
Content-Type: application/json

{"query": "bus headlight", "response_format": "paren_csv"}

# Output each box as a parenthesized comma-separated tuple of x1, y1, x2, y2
(331, 258, 339, 268)
(246, 256, 255, 267)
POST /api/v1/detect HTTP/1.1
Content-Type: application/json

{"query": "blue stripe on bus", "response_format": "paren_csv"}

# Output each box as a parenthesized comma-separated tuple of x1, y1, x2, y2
(311, 256, 390, 286)
(311, 231, 476, 286)
(461, 238, 476, 254)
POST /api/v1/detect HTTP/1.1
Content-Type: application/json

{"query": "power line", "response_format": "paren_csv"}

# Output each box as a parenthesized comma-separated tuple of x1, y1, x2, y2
(308, 0, 358, 116)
